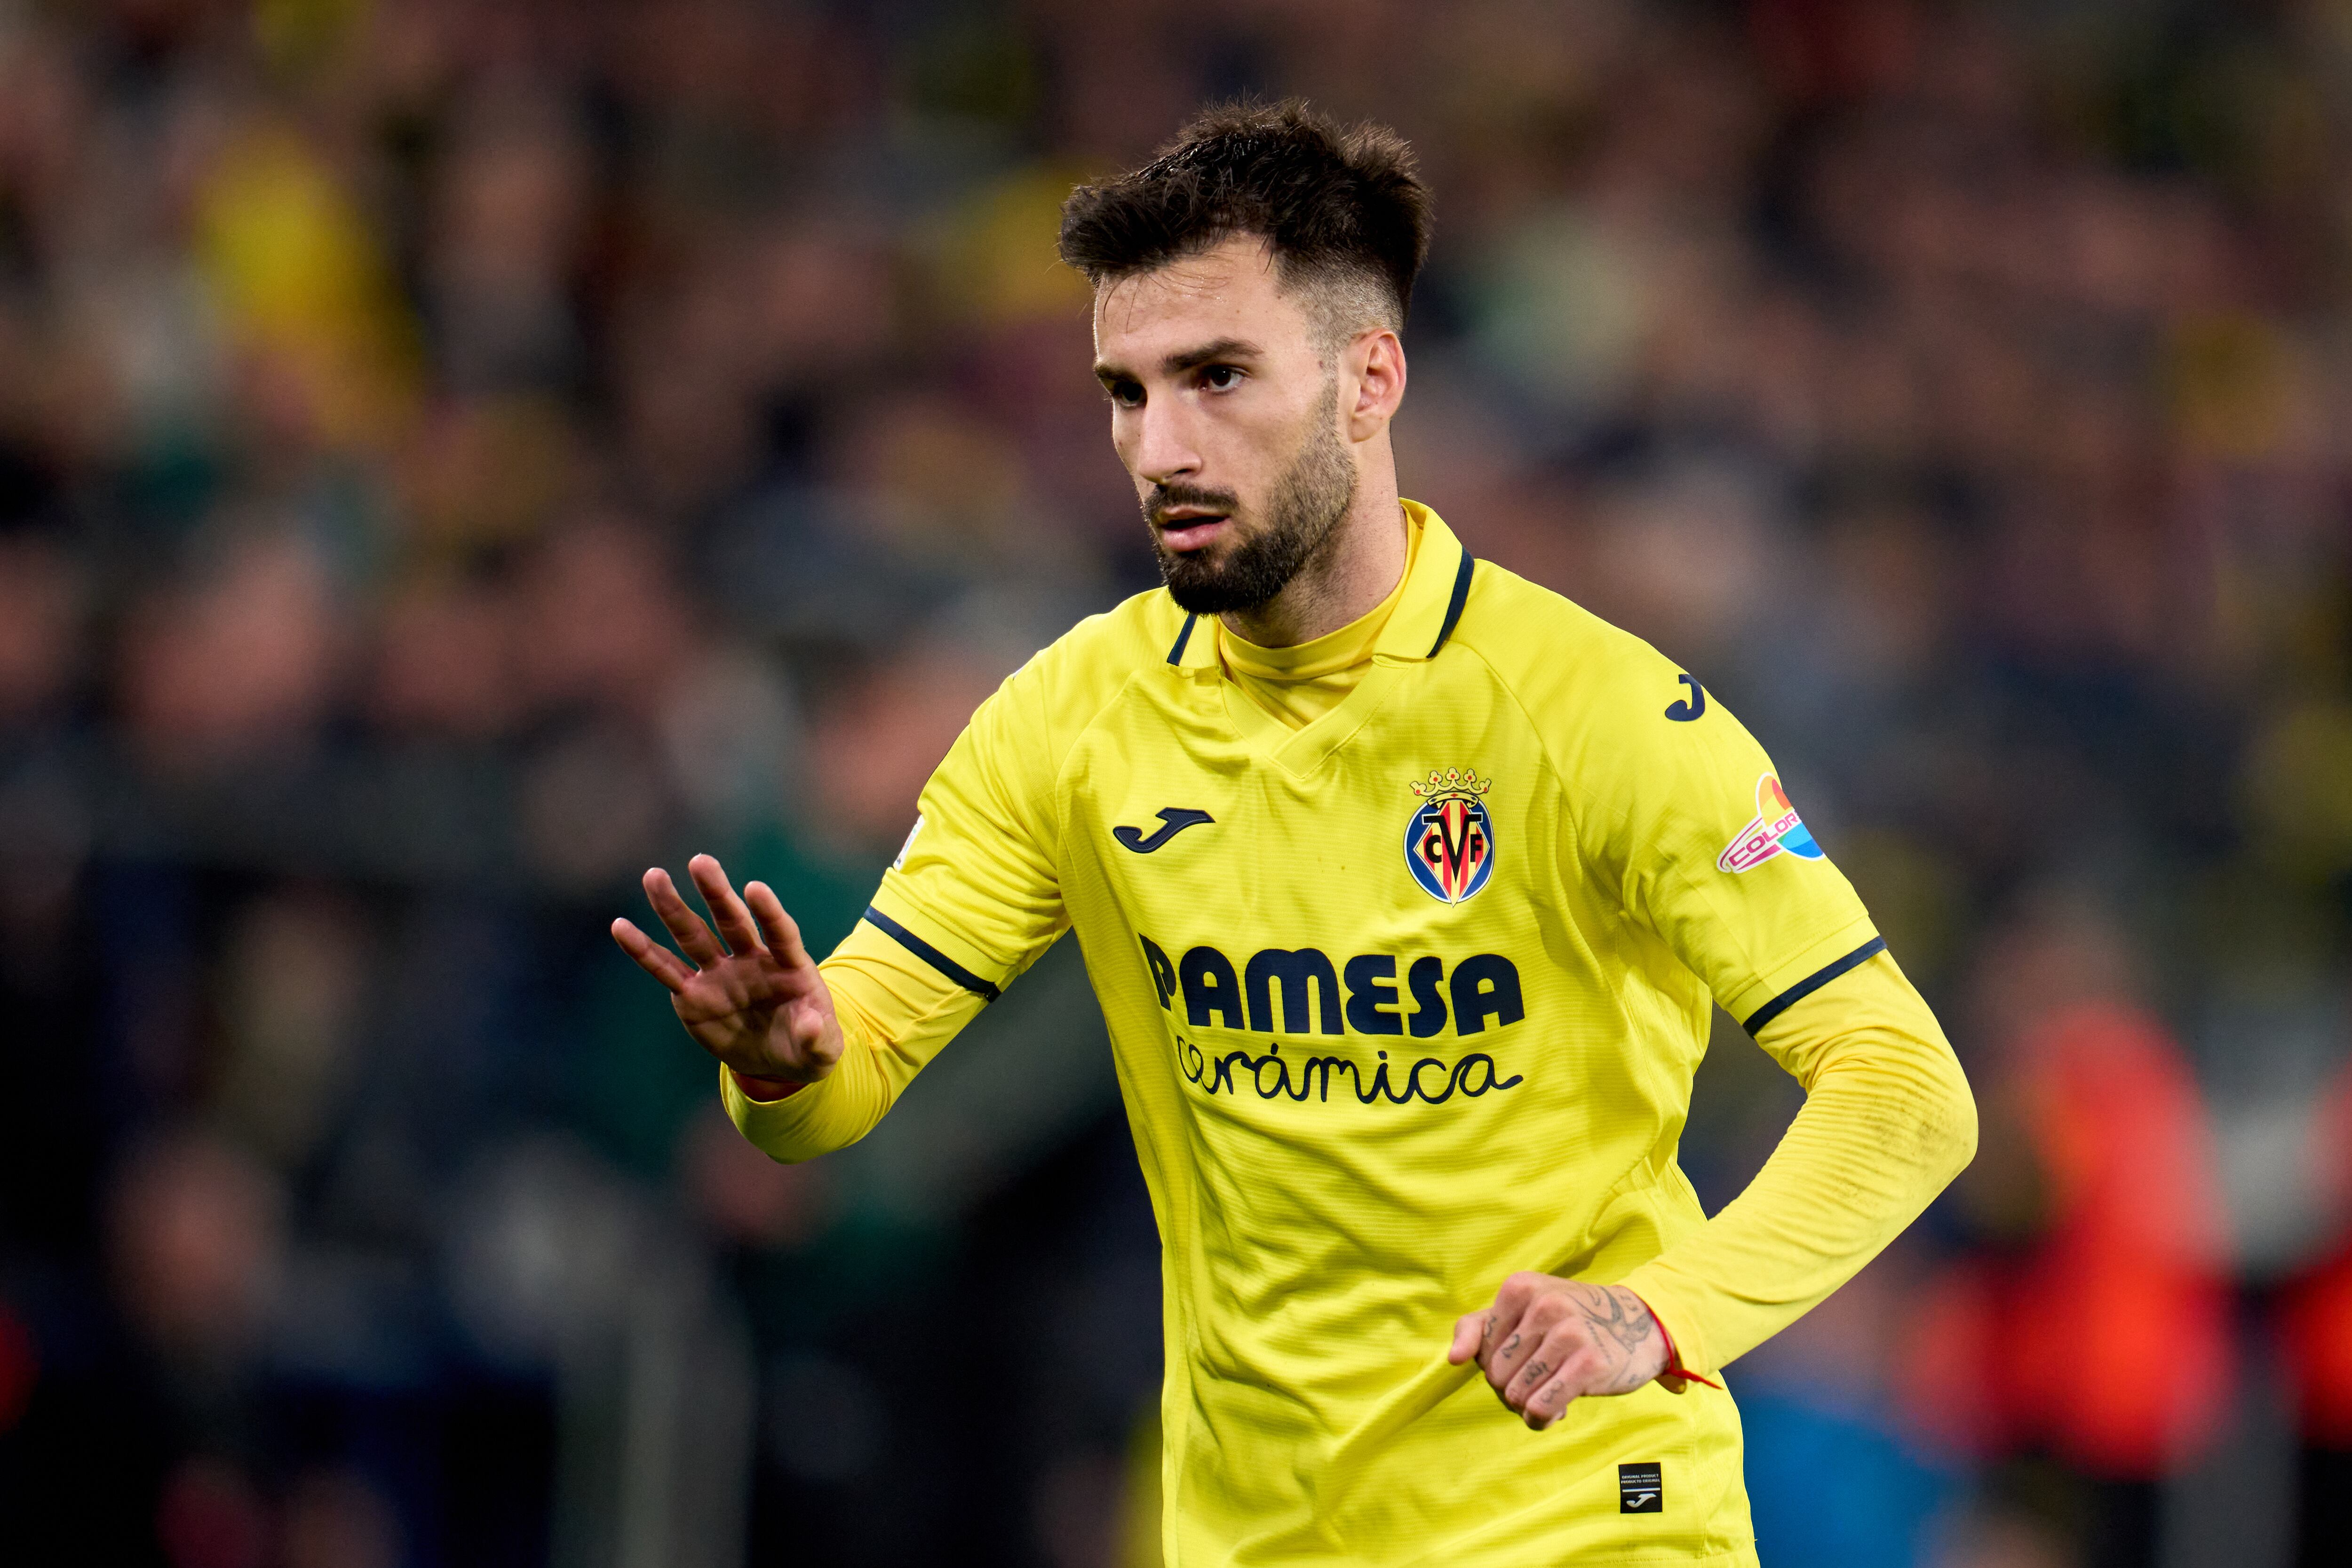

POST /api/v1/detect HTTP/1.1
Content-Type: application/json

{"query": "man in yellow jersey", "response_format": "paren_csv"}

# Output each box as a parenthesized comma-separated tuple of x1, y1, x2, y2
(612, 101, 1977, 1565)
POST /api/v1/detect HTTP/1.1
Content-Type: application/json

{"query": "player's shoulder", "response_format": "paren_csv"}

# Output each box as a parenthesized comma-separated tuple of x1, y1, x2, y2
(1449, 559, 1768, 797)
(1451, 559, 1686, 708)
(1001, 585, 1189, 711)
(1026, 584, 1185, 673)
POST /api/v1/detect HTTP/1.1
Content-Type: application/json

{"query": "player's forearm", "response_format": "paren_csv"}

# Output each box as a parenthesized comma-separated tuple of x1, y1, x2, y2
(1619, 955, 1977, 1376)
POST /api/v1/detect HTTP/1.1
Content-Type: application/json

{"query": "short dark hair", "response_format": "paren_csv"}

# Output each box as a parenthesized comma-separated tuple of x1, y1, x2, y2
(1057, 99, 1432, 345)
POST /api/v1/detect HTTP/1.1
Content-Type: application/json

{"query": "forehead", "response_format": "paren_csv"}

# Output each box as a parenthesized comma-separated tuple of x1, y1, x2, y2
(1091, 234, 1313, 361)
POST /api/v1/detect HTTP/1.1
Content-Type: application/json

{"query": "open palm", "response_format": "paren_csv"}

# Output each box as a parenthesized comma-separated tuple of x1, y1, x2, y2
(611, 853, 845, 1085)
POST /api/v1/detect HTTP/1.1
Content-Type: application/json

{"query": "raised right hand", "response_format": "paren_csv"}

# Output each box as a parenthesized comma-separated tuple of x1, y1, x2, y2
(611, 853, 846, 1086)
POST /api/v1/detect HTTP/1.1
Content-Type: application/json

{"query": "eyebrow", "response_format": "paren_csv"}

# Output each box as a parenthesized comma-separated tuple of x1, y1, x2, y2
(1093, 336, 1264, 385)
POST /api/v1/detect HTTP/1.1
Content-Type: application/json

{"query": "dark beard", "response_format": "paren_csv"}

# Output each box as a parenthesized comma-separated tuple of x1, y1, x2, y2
(1147, 382, 1357, 616)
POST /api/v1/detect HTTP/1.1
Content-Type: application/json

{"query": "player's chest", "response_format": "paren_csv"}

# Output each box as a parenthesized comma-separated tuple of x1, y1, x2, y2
(1058, 676, 1585, 1117)
(1058, 676, 1564, 951)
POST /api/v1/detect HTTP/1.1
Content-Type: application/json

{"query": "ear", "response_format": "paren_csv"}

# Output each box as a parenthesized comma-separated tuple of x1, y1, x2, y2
(1345, 328, 1407, 440)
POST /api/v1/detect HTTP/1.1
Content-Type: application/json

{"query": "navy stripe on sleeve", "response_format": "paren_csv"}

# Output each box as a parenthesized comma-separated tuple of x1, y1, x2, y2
(1740, 936, 1888, 1036)
(861, 905, 1002, 1003)
(1427, 551, 1476, 657)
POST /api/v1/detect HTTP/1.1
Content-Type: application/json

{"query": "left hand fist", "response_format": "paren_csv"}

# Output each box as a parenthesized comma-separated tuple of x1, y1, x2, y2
(1447, 1274, 1671, 1430)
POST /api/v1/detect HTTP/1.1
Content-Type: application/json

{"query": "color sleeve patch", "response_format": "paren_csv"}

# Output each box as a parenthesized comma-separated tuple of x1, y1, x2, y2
(1716, 773, 1823, 872)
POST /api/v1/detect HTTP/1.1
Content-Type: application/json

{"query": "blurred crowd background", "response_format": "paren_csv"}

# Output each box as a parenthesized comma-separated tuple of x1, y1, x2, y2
(2, 0, 2351, 1565)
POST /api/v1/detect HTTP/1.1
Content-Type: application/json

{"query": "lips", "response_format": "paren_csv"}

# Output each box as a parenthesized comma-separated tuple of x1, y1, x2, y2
(1154, 513, 1230, 552)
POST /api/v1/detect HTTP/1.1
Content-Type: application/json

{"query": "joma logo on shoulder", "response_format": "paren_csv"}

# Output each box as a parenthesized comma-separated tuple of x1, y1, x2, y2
(1114, 808, 1215, 852)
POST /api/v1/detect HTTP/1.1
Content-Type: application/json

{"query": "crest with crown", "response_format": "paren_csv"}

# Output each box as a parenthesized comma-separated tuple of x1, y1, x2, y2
(1407, 766, 1492, 801)
(1404, 767, 1496, 903)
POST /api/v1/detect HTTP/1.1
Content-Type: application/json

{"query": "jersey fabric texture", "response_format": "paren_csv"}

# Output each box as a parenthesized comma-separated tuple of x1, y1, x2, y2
(725, 502, 1977, 1566)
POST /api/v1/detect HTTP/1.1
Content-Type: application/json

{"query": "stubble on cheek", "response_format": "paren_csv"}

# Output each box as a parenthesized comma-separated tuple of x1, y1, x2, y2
(1145, 378, 1353, 615)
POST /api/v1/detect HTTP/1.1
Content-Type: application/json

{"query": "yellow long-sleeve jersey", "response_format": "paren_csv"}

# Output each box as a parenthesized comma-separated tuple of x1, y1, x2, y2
(726, 503, 1977, 1565)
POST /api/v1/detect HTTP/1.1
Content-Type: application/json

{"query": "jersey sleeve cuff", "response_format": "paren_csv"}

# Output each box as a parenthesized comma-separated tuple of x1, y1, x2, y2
(720, 1061, 840, 1161)
(1623, 1288, 1724, 1394)
(730, 1069, 803, 1101)
(1614, 1264, 1715, 1381)
(1719, 913, 1883, 1036)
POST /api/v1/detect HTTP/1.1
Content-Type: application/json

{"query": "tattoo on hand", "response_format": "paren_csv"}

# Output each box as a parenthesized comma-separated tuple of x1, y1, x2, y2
(1502, 1333, 1521, 1359)
(1573, 1287, 1656, 1393)
(1578, 1289, 1651, 1351)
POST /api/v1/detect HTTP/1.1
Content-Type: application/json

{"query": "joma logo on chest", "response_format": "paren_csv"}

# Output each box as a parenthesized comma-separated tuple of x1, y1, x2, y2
(1137, 935, 1525, 1038)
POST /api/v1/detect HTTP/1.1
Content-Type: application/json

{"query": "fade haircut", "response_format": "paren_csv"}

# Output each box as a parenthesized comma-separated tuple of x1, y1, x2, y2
(1057, 99, 1433, 356)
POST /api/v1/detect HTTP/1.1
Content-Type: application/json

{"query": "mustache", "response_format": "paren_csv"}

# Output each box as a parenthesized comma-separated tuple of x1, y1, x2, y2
(1144, 482, 1241, 528)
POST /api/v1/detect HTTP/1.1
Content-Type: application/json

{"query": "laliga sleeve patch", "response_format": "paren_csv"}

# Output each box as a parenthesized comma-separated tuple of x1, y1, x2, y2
(892, 814, 924, 871)
(1716, 774, 1823, 873)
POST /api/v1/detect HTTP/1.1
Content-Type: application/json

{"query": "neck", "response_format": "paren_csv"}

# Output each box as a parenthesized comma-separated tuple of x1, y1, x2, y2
(1219, 456, 1407, 648)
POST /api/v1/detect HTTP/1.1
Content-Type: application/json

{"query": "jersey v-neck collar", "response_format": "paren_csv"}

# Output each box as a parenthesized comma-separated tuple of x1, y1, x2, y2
(1163, 500, 1472, 673)
(1160, 501, 1477, 781)
(1222, 510, 1422, 689)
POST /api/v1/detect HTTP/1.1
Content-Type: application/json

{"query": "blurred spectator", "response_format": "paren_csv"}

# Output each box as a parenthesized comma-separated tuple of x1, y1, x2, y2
(110, 1130, 285, 1366)
(0, 531, 80, 723)
(117, 530, 346, 766)
(1739, 1251, 1954, 1568)
(2280, 1055, 2352, 1566)
(1905, 899, 2237, 1567)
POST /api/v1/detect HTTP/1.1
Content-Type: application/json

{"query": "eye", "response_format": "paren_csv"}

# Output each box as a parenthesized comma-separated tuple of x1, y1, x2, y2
(1105, 379, 1144, 408)
(1201, 365, 1243, 392)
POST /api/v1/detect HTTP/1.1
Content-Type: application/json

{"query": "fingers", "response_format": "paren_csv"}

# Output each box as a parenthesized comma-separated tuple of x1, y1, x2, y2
(1463, 1273, 1660, 1429)
(1521, 1367, 1585, 1431)
(1478, 1270, 1542, 1392)
(1503, 1323, 1596, 1421)
(644, 867, 725, 966)
(745, 881, 811, 970)
(1446, 1311, 1488, 1366)
(1495, 1323, 1603, 1431)
(1484, 1317, 1537, 1397)
(611, 918, 695, 992)
(688, 853, 763, 957)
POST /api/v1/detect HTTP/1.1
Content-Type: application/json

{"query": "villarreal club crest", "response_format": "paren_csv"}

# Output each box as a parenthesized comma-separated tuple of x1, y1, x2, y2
(1406, 768, 1496, 904)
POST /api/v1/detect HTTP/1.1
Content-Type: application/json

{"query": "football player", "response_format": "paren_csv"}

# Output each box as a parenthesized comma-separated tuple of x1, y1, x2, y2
(614, 100, 1975, 1566)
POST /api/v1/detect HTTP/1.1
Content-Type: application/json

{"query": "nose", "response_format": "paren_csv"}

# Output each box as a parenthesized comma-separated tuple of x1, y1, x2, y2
(1127, 397, 1201, 489)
